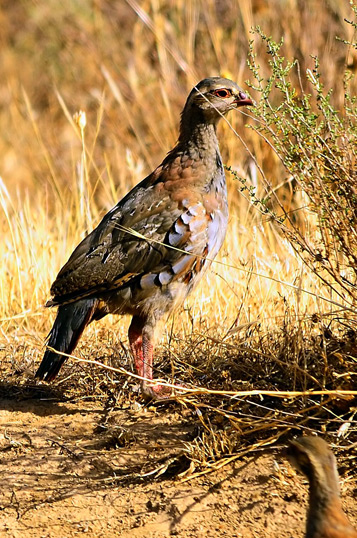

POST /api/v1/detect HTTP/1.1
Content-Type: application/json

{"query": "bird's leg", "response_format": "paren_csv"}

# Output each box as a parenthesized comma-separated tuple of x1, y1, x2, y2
(128, 315, 176, 400)
(128, 315, 146, 378)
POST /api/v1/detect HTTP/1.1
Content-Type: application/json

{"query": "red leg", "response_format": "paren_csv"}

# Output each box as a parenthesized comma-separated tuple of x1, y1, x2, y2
(128, 316, 178, 400)
(128, 316, 146, 378)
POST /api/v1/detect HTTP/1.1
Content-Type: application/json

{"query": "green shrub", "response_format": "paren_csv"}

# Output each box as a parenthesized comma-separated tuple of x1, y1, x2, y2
(232, 12, 356, 307)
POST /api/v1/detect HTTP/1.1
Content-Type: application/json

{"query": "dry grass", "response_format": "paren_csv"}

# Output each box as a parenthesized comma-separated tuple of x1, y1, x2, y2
(0, 0, 356, 477)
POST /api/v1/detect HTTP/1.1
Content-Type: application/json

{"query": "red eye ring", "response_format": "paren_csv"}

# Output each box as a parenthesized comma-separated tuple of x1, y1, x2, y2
(212, 89, 231, 98)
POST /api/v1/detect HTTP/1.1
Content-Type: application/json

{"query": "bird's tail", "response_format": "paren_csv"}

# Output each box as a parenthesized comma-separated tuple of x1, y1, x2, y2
(35, 298, 97, 381)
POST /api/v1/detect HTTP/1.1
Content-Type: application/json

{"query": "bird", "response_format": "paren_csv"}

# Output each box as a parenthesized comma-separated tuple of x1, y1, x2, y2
(287, 436, 357, 538)
(35, 77, 253, 399)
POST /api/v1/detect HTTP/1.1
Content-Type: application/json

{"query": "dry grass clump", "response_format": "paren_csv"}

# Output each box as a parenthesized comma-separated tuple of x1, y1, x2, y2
(0, 0, 356, 479)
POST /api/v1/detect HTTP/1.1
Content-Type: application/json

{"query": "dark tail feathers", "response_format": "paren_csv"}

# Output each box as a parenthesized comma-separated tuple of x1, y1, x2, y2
(36, 298, 97, 381)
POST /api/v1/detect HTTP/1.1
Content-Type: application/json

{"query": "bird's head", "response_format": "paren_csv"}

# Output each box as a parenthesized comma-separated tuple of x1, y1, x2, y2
(287, 436, 340, 494)
(184, 77, 253, 123)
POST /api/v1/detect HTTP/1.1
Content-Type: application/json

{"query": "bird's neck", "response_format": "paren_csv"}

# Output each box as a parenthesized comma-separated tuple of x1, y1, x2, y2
(306, 468, 343, 537)
(177, 105, 220, 159)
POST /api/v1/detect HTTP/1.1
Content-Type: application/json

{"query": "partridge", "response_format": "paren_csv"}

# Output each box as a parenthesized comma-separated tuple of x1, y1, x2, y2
(35, 77, 253, 399)
(287, 436, 357, 538)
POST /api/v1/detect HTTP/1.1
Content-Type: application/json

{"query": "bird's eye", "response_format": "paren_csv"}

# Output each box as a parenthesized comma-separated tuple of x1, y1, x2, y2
(212, 89, 231, 98)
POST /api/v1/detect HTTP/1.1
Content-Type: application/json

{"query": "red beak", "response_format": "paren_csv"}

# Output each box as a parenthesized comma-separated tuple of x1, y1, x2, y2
(235, 91, 254, 107)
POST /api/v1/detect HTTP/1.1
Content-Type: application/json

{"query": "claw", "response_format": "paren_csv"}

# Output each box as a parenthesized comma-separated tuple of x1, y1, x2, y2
(141, 382, 185, 401)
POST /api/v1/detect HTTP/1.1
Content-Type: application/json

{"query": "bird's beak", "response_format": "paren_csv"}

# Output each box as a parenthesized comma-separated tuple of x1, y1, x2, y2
(235, 91, 254, 107)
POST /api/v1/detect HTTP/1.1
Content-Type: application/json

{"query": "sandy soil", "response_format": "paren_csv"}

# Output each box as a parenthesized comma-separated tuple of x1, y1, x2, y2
(0, 377, 356, 538)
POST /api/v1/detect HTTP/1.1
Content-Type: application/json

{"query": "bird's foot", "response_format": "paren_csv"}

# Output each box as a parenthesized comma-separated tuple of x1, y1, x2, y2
(141, 382, 185, 401)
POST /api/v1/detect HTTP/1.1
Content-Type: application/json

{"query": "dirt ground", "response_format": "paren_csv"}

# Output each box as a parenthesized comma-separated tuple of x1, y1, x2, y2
(0, 375, 356, 538)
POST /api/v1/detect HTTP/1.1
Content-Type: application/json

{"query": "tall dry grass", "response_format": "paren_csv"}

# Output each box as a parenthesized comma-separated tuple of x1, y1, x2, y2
(0, 0, 356, 469)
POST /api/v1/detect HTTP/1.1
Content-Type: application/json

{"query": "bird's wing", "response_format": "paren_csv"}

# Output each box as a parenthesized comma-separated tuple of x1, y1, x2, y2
(49, 169, 211, 305)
